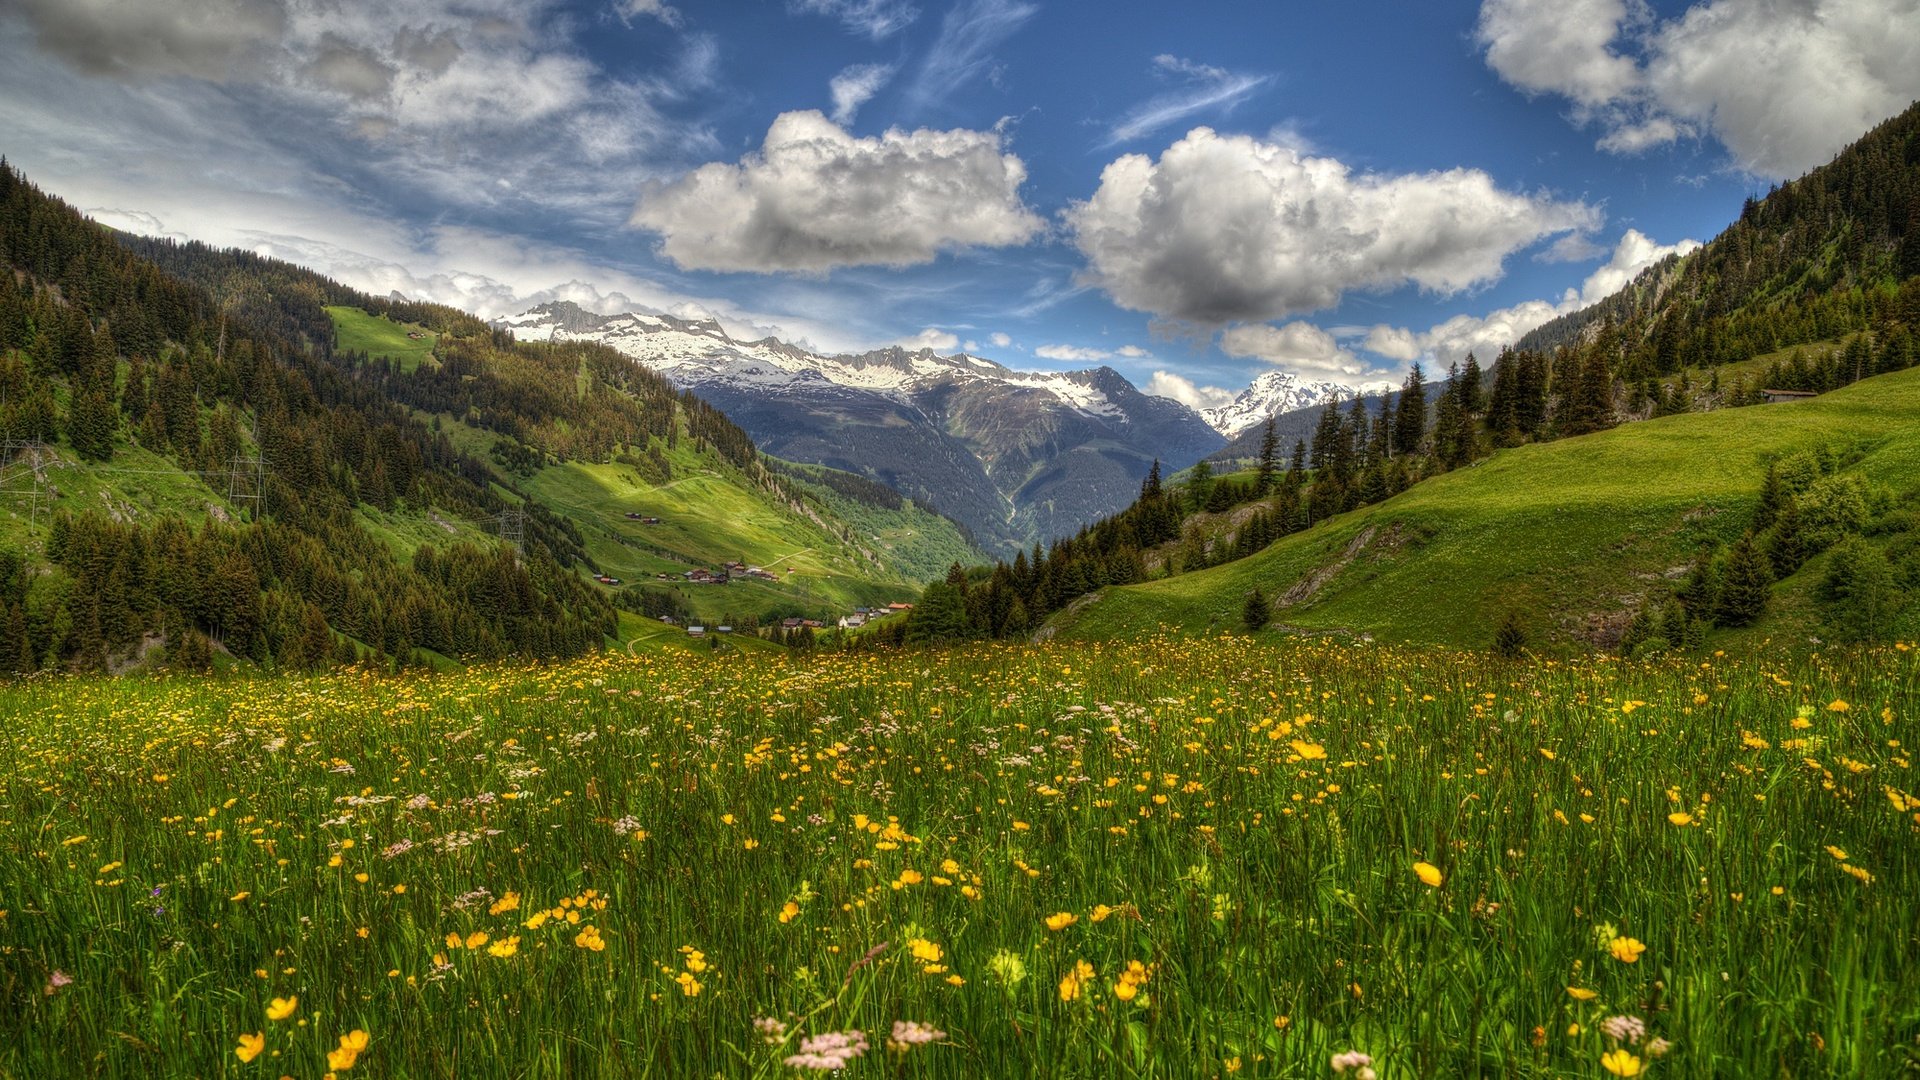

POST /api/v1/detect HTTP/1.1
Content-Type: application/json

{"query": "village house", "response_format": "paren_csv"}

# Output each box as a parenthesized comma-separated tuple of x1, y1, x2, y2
(1761, 388, 1818, 404)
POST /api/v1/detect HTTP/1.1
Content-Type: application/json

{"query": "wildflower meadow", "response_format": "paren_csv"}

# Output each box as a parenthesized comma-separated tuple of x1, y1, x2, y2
(2, 637, 1916, 1077)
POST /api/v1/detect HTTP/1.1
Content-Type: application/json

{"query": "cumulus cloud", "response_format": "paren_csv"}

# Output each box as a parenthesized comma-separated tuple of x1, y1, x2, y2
(791, 0, 920, 39)
(630, 109, 1044, 273)
(1116, 344, 1151, 358)
(1102, 55, 1270, 147)
(829, 62, 894, 125)
(1145, 371, 1238, 410)
(1477, 0, 1920, 178)
(989, 331, 1013, 348)
(895, 327, 960, 351)
(1219, 321, 1382, 379)
(1066, 126, 1598, 325)
(904, 0, 1037, 112)
(1360, 228, 1701, 367)
(1476, 0, 1645, 109)
(1035, 343, 1113, 361)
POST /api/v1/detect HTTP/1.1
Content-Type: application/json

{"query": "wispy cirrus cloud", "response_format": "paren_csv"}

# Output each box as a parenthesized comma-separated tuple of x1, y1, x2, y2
(904, 0, 1038, 113)
(791, 0, 921, 39)
(1102, 55, 1271, 147)
(829, 62, 894, 124)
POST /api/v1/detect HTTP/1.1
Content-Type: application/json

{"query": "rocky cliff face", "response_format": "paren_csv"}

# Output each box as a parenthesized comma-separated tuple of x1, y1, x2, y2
(498, 303, 1225, 552)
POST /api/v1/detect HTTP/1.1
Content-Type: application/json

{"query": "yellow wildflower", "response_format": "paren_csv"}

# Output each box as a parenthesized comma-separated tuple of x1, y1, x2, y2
(1601, 1048, 1643, 1076)
(234, 1032, 265, 1064)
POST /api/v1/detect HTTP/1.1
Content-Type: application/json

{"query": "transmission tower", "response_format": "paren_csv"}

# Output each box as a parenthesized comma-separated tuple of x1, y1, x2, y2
(497, 504, 526, 555)
(227, 452, 267, 520)
(0, 438, 51, 525)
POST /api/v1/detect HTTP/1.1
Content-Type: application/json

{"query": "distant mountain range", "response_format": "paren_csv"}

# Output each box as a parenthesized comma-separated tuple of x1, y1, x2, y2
(500, 302, 1229, 553)
(1201, 370, 1369, 438)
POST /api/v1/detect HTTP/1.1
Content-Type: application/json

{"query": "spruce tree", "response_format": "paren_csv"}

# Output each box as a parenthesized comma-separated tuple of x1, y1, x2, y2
(1393, 363, 1426, 455)
(1754, 463, 1785, 531)
(1254, 418, 1279, 496)
(1242, 586, 1271, 632)
(1817, 538, 1902, 642)
(1715, 533, 1773, 627)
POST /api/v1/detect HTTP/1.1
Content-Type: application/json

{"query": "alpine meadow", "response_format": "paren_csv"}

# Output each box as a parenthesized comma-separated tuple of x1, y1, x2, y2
(4, 1, 1920, 1078)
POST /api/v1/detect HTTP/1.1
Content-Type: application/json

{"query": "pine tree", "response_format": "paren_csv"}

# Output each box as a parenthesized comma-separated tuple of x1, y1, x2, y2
(1254, 418, 1279, 496)
(1393, 363, 1427, 455)
(1765, 498, 1807, 577)
(1242, 586, 1271, 632)
(1187, 458, 1213, 513)
(1754, 463, 1785, 531)
(1715, 533, 1773, 627)
(1816, 537, 1902, 642)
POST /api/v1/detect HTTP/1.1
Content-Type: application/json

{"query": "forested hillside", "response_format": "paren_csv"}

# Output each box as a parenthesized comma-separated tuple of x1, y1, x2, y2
(0, 164, 963, 673)
(894, 102, 1920, 650)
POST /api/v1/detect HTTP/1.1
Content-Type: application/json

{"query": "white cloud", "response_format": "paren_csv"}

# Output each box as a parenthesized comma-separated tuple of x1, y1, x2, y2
(1102, 55, 1271, 147)
(1219, 321, 1383, 379)
(1035, 343, 1113, 361)
(620, 0, 682, 26)
(989, 331, 1013, 348)
(630, 110, 1044, 273)
(829, 62, 894, 125)
(1066, 126, 1598, 325)
(1360, 228, 1701, 367)
(1477, 0, 1920, 179)
(791, 0, 920, 39)
(1145, 371, 1237, 410)
(1116, 344, 1151, 358)
(6, 0, 717, 225)
(894, 327, 960, 351)
(904, 0, 1037, 112)
(1476, 0, 1645, 109)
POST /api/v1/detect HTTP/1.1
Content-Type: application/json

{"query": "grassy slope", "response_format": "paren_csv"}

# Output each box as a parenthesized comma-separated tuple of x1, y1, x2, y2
(1054, 365, 1920, 648)
(428, 408, 932, 631)
(326, 305, 438, 372)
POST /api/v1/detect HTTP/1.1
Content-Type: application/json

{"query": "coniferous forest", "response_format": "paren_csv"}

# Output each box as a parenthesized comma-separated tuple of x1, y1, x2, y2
(0, 162, 790, 672)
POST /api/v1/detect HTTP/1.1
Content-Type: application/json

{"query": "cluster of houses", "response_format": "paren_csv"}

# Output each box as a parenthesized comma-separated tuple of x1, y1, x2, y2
(623, 513, 663, 524)
(593, 574, 623, 585)
(660, 561, 786, 585)
(834, 602, 913, 630)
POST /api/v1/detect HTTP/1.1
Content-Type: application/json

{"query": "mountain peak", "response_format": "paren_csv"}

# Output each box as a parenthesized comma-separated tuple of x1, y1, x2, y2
(1200, 370, 1358, 437)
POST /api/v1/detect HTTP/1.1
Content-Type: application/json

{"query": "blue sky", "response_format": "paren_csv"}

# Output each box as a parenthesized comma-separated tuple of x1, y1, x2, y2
(3, 0, 1917, 406)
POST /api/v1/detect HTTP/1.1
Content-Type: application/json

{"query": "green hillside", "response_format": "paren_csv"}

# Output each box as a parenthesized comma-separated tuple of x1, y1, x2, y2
(0, 164, 972, 674)
(325, 304, 438, 372)
(1049, 365, 1920, 648)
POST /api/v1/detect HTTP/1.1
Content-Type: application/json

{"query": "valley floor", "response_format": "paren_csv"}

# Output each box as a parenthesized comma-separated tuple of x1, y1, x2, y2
(1, 638, 1916, 1077)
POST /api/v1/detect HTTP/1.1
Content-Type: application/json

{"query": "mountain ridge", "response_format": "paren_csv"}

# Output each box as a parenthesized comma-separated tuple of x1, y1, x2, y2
(499, 300, 1226, 553)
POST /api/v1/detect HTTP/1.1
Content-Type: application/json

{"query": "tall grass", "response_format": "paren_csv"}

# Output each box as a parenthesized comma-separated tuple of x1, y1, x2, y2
(2, 637, 1916, 1077)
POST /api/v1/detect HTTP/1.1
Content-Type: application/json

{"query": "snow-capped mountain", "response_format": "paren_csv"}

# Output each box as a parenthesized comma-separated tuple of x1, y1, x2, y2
(1200, 370, 1373, 438)
(498, 303, 1223, 552)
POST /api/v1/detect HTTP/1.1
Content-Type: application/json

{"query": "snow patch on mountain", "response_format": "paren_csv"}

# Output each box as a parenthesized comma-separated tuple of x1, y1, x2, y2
(499, 302, 1134, 418)
(1200, 370, 1384, 437)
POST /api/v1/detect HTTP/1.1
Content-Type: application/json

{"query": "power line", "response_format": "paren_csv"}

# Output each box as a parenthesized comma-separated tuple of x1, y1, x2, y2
(0, 439, 51, 526)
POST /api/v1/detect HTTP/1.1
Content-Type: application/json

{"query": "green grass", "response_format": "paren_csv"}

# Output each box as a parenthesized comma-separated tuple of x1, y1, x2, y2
(1056, 366, 1920, 648)
(326, 306, 438, 373)
(1, 638, 1915, 1077)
